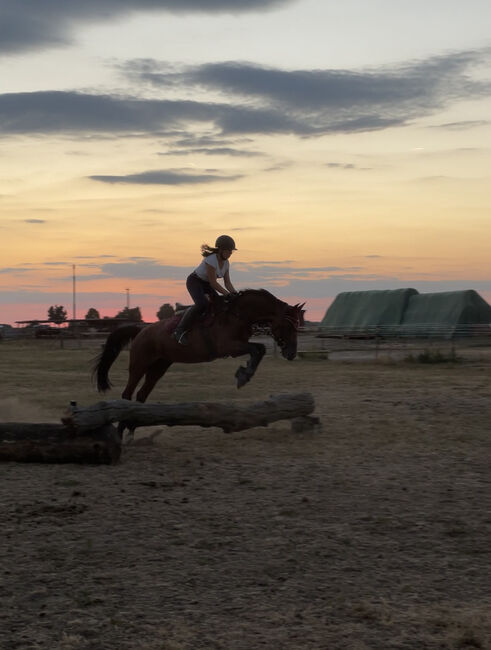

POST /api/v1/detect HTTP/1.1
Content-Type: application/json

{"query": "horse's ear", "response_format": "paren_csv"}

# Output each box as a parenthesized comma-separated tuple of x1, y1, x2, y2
(298, 302, 306, 325)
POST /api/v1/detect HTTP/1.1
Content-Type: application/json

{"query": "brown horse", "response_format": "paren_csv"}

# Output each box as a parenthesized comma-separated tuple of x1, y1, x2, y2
(94, 289, 305, 408)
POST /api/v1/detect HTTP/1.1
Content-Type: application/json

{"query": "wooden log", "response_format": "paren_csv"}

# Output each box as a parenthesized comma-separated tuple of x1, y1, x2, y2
(62, 392, 316, 434)
(0, 423, 121, 464)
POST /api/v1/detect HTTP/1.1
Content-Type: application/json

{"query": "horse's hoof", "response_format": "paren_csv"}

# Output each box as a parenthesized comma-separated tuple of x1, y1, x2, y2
(235, 367, 249, 389)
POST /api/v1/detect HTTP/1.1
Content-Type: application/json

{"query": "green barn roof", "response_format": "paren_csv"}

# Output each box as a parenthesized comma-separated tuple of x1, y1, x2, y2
(321, 289, 491, 336)
(321, 288, 418, 329)
(402, 290, 491, 328)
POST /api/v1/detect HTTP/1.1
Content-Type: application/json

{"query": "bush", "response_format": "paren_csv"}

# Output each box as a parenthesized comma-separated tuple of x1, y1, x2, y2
(405, 349, 461, 364)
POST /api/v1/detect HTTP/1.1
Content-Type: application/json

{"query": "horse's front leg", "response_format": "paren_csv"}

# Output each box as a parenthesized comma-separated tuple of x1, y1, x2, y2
(232, 342, 266, 388)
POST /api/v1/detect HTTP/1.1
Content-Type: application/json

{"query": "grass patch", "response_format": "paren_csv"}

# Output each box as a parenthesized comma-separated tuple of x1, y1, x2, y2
(405, 348, 461, 364)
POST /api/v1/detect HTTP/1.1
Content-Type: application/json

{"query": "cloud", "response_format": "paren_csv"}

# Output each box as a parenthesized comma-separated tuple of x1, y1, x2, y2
(0, 90, 313, 138)
(99, 260, 192, 280)
(173, 134, 254, 147)
(24, 218, 46, 223)
(281, 277, 491, 300)
(159, 146, 263, 157)
(74, 254, 117, 259)
(0, 267, 31, 275)
(0, 0, 293, 54)
(2, 49, 490, 141)
(325, 162, 372, 170)
(233, 263, 363, 278)
(429, 119, 491, 130)
(125, 49, 491, 133)
(89, 168, 243, 185)
(2, 275, 491, 307)
(3, 256, 491, 315)
(151, 50, 490, 109)
(0, 92, 213, 134)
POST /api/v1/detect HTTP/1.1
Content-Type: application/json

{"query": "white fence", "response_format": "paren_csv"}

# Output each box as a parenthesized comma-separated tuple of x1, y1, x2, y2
(313, 323, 491, 340)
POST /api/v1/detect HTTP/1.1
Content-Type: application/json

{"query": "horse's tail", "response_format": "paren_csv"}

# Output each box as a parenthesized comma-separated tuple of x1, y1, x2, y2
(92, 325, 143, 393)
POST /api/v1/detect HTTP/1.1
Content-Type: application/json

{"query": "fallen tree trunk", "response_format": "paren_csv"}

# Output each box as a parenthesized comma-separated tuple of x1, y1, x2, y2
(63, 392, 316, 434)
(0, 423, 121, 464)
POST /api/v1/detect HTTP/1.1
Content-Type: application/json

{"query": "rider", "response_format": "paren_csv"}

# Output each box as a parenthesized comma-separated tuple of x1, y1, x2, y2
(173, 234, 237, 345)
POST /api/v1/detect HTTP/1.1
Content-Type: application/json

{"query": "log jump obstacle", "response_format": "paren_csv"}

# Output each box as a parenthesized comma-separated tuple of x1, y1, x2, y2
(0, 392, 319, 465)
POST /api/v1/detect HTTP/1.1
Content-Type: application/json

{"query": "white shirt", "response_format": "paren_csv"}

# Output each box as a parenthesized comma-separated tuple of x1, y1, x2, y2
(194, 253, 229, 281)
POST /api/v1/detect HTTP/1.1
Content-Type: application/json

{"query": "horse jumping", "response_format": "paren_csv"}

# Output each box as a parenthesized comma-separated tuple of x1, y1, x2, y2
(93, 289, 305, 405)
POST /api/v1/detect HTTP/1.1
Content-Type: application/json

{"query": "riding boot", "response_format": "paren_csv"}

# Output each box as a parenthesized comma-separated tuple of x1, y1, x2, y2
(173, 305, 201, 345)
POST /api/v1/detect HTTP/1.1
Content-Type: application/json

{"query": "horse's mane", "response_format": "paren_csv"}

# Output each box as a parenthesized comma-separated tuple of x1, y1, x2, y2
(231, 289, 305, 325)
(223, 289, 288, 313)
(232, 288, 279, 301)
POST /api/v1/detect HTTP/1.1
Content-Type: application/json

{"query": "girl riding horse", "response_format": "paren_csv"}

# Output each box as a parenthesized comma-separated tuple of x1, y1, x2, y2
(173, 235, 237, 345)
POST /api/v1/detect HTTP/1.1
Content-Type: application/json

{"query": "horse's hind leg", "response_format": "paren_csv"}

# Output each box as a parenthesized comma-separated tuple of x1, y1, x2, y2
(121, 359, 172, 443)
(118, 359, 147, 440)
(136, 358, 172, 403)
(121, 359, 147, 401)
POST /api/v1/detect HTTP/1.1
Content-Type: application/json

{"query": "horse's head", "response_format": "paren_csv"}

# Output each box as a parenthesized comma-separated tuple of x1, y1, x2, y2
(272, 302, 305, 361)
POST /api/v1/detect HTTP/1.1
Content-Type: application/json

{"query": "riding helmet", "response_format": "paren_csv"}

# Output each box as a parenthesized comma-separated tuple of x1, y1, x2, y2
(215, 235, 237, 250)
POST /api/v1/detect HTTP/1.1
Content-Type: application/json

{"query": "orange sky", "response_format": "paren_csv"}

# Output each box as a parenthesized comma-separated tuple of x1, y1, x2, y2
(1, 2, 490, 324)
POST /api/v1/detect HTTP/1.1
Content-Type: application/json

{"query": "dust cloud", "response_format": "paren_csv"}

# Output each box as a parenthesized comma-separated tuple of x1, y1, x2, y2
(0, 397, 58, 423)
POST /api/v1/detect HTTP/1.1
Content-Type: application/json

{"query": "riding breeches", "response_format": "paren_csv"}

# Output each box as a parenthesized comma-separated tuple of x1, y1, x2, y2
(186, 272, 217, 312)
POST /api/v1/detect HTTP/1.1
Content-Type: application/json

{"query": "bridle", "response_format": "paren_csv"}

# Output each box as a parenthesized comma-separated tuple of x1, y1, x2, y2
(284, 312, 301, 331)
(222, 292, 304, 346)
(273, 304, 304, 348)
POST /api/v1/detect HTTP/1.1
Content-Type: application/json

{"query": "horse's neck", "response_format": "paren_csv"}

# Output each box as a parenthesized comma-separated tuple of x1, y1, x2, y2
(235, 292, 280, 323)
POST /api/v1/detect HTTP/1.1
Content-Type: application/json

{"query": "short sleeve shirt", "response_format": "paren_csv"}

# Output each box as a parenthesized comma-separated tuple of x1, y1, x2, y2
(194, 253, 229, 281)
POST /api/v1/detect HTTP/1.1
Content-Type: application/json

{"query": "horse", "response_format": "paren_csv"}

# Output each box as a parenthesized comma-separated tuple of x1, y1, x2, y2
(93, 290, 305, 419)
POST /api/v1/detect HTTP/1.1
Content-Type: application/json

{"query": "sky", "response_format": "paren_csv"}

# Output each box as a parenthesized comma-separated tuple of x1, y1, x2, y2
(1, 0, 490, 325)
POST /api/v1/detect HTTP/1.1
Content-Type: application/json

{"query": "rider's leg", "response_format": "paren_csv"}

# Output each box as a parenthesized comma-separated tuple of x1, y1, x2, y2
(173, 304, 201, 344)
(173, 274, 209, 344)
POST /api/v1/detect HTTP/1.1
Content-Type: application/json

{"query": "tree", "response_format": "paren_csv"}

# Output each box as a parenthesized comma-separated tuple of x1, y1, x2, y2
(115, 306, 142, 321)
(85, 308, 100, 320)
(156, 303, 175, 320)
(47, 305, 67, 325)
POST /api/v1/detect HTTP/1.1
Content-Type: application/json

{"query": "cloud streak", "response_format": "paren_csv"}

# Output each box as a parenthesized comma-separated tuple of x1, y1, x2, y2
(0, 0, 293, 54)
(89, 168, 243, 185)
(1, 49, 489, 141)
(127, 49, 491, 129)
(159, 146, 263, 157)
(0, 91, 310, 137)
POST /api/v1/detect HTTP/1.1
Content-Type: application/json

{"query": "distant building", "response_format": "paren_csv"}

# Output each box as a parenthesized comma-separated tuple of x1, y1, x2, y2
(321, 289, 491, 338)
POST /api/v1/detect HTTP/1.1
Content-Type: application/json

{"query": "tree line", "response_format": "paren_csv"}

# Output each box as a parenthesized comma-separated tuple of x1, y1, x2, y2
(45, 303, 176, 324)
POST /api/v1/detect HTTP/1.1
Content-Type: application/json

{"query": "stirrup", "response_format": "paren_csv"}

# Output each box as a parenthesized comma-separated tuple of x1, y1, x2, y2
(173, 329, 188, 345)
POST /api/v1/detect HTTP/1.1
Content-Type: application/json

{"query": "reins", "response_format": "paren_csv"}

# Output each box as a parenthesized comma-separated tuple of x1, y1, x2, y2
(223, 290, 301, 333)
(284, 312, 301, 331)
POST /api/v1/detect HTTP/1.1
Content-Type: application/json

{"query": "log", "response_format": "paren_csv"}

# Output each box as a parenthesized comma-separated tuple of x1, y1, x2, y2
(0, 423, 121, 464)
(62, 392, 316, 434)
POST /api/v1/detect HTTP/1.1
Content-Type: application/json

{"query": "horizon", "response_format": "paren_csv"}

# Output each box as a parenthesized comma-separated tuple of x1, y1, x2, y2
(3, 284, 490, 329)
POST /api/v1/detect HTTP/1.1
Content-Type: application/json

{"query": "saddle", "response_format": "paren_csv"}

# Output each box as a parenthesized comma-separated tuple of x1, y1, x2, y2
(172, 293, 238, 332)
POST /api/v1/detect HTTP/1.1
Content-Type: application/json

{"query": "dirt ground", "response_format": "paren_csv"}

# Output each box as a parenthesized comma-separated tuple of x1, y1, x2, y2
(0, 340, 490, 649)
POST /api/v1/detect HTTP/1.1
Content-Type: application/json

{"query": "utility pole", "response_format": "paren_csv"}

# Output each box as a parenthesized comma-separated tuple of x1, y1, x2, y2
(125, 288, 130, 310)
(72, 264, 76, 321)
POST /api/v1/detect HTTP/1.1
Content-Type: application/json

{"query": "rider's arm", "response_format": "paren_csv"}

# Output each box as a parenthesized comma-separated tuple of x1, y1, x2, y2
(223, 269, 236, 293)
(206, 263, 229, 295)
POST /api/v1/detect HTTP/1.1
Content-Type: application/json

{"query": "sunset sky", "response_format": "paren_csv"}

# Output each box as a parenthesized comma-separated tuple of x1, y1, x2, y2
(1, 0, 490, 324)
